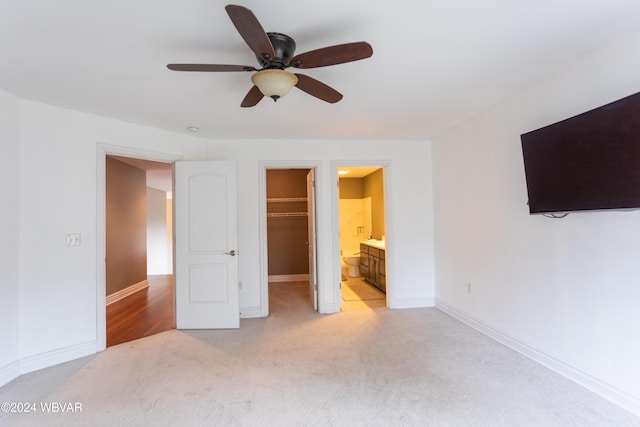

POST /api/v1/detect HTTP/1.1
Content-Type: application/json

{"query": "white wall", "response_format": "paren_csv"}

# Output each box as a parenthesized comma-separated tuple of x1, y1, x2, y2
(432, 31, 640, 413)
(339, 198, 371, 254)
(207, 139, 435, 314)
(0, 89, 21, 384)
(16, 100, 207, 374)
(147, 187, 172, 275)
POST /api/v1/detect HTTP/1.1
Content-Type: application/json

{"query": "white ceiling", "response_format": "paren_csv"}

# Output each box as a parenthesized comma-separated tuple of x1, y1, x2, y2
(338, 167, 380, 178)
(2, 1, 640, 141)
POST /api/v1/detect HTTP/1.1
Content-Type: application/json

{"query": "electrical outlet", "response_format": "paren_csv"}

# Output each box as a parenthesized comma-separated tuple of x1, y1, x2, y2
(65, 233, 81, 246)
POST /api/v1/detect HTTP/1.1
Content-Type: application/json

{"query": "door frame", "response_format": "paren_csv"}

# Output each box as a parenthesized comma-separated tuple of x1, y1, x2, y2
(306, 169, 318, 310)
(258, 160, 321, 316)
(331, 160, 391, 309)
(96, 143, 182, 351)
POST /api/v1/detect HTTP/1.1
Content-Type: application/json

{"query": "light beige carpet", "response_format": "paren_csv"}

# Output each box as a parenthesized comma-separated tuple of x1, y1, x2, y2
(1, 282, 638, 426)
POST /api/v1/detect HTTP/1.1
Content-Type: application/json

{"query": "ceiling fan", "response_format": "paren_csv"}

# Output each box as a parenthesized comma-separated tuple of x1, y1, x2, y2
(167, 4, 373, 107)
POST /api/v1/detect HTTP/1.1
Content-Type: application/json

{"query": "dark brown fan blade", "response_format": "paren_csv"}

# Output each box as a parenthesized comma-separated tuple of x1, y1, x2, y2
(225, 5, 275, 62)
(294, 74, 343, 103)
(241, 85, 264, 108)
(290, 42, 373, 69)
(167, 64, 255, 72)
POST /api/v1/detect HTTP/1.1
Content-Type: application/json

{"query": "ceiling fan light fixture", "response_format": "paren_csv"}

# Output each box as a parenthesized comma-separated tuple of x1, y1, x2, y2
(251, 69, 298, 101)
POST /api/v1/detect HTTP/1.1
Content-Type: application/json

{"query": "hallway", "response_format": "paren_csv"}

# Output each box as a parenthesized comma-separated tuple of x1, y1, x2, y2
(106, 274, 175, 347)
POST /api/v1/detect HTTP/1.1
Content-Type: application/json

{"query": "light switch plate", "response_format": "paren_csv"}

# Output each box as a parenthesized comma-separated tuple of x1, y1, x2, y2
(65, 233, 81, 246)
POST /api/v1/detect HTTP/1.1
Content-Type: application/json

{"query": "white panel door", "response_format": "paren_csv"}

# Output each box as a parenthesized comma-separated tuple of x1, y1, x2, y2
(307, 169, 318, 310)
(175, 160, 239, 329)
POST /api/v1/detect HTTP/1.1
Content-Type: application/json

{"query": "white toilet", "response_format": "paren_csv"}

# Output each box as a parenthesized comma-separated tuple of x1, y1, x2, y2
(342, 252, 361, 277)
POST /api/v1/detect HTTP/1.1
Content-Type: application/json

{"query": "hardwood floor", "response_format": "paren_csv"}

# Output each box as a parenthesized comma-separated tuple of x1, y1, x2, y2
(106, 274, 175, 347)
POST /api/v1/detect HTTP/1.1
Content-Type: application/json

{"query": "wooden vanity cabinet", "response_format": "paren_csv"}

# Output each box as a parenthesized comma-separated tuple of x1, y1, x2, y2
(378, 249, 386, 292)
(360, 243, 386, 293)
(359, 244, 370, 280)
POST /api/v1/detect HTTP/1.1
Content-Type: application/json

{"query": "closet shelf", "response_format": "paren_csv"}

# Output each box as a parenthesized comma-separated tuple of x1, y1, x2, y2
(267, 212, 308, 218)
(267, 197, 308, 203)
(267, 197, 307, 218)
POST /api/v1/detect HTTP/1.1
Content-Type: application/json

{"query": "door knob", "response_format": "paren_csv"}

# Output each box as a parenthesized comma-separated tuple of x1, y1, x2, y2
(224, 250, 237, 256)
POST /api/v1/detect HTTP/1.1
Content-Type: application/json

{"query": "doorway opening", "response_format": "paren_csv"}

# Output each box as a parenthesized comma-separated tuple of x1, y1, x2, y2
(336, 165, 388, 310)
(265, 168, 318, 314)
(97, 148, 177, 350)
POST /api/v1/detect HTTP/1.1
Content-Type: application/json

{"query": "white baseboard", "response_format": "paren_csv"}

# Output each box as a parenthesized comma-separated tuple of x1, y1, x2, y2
(106, 279, 149, 306)
(268, 274, 309, 283)
(19, 340, 97, 376)
(435, 298, 640, 417)
(0, 340, 98, 387)
(0, 360, 21, 388)
(389, 297, 435, 309)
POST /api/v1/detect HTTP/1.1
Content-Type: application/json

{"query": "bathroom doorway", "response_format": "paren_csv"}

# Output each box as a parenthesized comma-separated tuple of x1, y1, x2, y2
(335, 165, 388, 310)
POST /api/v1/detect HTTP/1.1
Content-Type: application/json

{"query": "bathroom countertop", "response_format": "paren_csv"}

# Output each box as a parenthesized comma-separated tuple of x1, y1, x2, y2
(360, 239, 385, 250)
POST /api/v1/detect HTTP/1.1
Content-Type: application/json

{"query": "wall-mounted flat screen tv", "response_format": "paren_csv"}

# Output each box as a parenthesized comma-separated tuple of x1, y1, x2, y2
(521, 91, 640, 215)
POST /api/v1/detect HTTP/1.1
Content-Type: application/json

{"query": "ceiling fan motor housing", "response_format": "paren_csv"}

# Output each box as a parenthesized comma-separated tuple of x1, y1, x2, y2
(259, 32, 296, 69)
